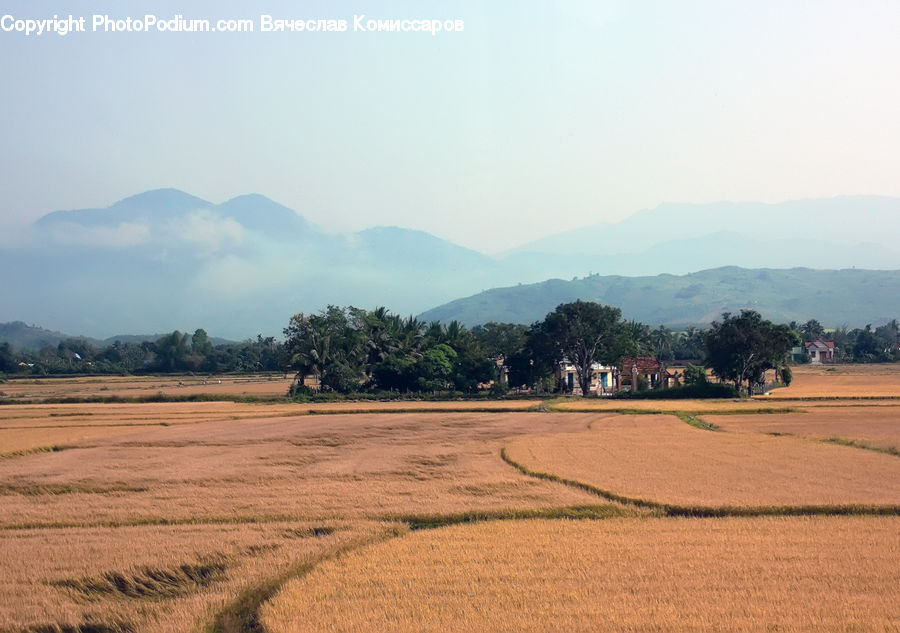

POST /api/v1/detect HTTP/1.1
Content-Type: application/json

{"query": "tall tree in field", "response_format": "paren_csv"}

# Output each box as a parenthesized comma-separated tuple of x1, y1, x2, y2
(529, 301, 631, 397)
(705, 310, 798, 395)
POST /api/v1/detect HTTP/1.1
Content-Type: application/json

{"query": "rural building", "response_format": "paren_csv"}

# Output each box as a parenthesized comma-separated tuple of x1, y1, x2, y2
(617, 357, 664, 391)
(557, 359, 616, 395)
(804, 339, 836, 363)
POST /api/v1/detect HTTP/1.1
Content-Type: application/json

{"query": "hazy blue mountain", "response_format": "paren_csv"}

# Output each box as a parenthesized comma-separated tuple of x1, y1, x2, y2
(511, 196, 900, 257)
(418, 267, 900, 328)
(0, 322, 99, 352)
(3, 190, 900, 339)
(0, 321, 234, 352)
(0, 190, 506, 338)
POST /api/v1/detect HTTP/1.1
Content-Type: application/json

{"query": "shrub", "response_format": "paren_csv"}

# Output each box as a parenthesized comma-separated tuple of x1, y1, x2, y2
(611, 382, 739, 400)
(780, 365, 793, 387)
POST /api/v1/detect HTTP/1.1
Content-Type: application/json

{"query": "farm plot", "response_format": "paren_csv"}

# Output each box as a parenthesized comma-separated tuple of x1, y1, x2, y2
(0, 519, 393, 633)
(504, 414, 900, 509)
(0, 374, 294, 400)
(0, 412, 605, 528)
(262, 516, 900, 633)
(706, 406, 900, 455)
(769, 363, 900, 399)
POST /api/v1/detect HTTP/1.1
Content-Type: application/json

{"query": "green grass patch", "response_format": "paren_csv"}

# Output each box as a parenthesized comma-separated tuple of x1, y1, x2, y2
(675, 412, 721, 431)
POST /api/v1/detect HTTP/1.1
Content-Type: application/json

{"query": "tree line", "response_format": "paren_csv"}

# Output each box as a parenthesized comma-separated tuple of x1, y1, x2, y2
(0, 329, 282, 376)
(2, 305, 898, 397)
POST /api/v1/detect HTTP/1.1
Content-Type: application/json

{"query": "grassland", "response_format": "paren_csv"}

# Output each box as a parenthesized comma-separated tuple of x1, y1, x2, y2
(2, 366, 900, 632)
(262, 517, 900, 633)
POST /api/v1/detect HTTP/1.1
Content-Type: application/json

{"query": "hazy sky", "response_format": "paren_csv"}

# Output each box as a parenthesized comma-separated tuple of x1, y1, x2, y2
(1, 0, 899, 253)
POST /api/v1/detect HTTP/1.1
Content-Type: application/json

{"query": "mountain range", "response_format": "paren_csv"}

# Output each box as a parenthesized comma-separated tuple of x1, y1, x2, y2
(1, 189, 898, 339)
(419, 267, 900, 327)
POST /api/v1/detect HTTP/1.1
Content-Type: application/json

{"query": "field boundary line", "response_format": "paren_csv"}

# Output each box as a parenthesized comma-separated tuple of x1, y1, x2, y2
(380, 504, 638, 530)
(0, 514, 348, 532)
(203, 525, 406, 633)
(500, 447, 900, 518)
(822, 436, 900, 458)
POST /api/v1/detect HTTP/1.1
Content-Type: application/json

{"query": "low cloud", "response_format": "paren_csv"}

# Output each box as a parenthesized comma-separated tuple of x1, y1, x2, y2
(48, 221, 151, 249)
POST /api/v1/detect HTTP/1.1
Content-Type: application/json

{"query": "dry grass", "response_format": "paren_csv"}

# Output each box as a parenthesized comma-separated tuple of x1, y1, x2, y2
(262, 516, 900, 633)
(0, 520, 393, 633)
(504, 414, 900, 508)
(769, 363, 900, 398)
(706, 405, 900, 455)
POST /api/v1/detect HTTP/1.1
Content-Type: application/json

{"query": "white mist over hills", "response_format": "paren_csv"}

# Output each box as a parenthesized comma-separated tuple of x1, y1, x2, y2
(1, 189, 899, 339)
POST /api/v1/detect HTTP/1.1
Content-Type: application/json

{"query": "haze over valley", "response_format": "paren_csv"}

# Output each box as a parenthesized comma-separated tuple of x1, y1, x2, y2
(1, 189, 899, 340)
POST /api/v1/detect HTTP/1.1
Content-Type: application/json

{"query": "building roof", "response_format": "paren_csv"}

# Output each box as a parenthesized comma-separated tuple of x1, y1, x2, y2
(804, 339, 836, 350)
(619, 357, 661, 373)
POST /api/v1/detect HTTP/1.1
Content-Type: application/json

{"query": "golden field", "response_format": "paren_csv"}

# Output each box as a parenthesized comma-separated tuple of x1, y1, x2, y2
(768, 363, 900, 398)
(0, 373, 294, 400)
(263, 517, 900, 633)
(2, 365, 900, 632)
(706, 405, 900, 454)
(504, 413, 900, 508)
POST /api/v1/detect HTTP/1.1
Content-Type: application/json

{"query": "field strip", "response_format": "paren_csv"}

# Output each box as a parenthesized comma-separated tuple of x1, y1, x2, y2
(0, 444, 72, 460)
(0, 513, 356, 532)
(500, 447, 900, 517)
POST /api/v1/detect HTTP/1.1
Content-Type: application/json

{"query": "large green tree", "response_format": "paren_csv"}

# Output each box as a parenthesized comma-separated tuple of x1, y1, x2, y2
(283, 306, 364, 391)
(704, 310, 798, 395)
(529, 301, 632, 397)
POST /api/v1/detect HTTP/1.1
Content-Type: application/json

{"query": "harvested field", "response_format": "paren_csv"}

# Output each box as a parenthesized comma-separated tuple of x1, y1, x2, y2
(0, 519, 393, 633)
(263, 516, 900, 633)
(504, 414, 900, 509)
(769, 363, 900, 398)
(706, 405, 900, 455)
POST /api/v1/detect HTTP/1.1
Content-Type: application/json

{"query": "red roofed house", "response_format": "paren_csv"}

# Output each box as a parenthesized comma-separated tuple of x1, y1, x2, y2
(617, 356, 662, 391)
(804, 338, 836, 364)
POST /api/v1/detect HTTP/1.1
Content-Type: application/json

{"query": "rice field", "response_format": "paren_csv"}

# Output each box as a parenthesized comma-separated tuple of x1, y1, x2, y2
(2, 366, 900, 632)
(706, 405, 900, 455)
(0, 374, 294, 400)
(0, 520, 393, 633)
(768, 363, 900, 398)
(503, 413, 900, 508)
(262, 517, 900, 633)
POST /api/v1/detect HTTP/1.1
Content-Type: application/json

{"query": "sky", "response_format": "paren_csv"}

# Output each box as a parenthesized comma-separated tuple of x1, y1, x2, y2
(1, 0, 899, 254)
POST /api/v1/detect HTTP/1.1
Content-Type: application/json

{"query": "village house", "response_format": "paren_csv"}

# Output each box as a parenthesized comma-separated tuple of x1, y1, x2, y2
(616, 356, 663, 391)
(556, 359, 616, 395)
(805, 338, 836, 363)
